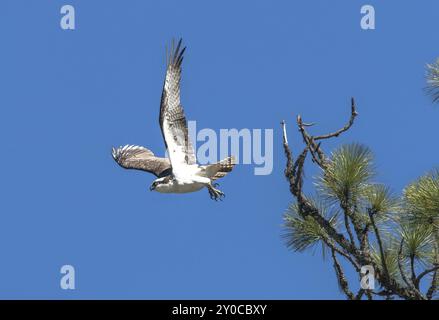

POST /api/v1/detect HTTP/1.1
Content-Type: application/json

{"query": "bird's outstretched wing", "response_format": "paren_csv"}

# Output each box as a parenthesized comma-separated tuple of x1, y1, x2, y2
(112, 145, 171, 177)
(202, 156, 236, 181)
(159, 39, 196, 176)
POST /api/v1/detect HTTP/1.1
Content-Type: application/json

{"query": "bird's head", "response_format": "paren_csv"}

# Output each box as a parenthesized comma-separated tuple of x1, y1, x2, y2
(149, 177, 168, 192)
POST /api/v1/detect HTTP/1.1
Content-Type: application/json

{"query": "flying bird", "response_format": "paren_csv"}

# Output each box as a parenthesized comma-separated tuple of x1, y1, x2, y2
(112, 39, 235, 200)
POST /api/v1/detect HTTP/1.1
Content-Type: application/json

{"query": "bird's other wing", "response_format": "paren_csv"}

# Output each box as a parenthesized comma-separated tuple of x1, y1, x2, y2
(201, 156, 236, 181)
(159, 38, 196, 176)
(112, 145, 171, 177)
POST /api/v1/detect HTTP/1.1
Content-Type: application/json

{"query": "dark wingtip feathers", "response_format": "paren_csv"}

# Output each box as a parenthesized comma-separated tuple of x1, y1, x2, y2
(167, 38, 186, 69)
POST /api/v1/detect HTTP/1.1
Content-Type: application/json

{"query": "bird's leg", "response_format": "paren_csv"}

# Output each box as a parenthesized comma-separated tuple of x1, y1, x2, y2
(207, 182, 225, 201)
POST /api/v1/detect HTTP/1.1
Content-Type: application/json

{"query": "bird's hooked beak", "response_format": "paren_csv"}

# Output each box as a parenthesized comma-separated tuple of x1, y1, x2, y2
(149, 184, 155, 191)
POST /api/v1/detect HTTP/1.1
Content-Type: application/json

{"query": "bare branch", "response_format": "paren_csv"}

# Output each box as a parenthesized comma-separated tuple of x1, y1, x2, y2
(410, 255, 417, 289)
(365, 290, 374, 300)
(354, 289, 366, 300)
(293, 148, 308, 195)
(297, 115, 326, 168)
(281, 120, 307, 195)
(427, 229, 439, 299)
(314, 97, 358, 141)
(343, 209, 356, 247)
(398, 239, 413, 289)
(322, 235, 361, 272)
(415, 265, 439, 289)
(331, 249, 355, 300)
(368, 209, 391, 285)
(426, 269, 438, 300)
(281, 120, 295, 193)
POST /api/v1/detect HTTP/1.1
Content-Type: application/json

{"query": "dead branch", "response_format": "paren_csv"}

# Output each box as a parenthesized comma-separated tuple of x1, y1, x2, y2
(314, 97, 358, 141)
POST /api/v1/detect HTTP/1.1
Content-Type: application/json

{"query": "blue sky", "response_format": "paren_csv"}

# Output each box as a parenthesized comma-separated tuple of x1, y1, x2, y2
(0, 0, 438, 299)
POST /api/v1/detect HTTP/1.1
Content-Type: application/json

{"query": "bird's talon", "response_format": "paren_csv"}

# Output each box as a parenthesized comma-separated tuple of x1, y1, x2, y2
(208, 185, 225, 201)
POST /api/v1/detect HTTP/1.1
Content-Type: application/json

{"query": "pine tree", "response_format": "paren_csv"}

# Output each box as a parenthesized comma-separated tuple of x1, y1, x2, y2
(281, 98, 438, 300)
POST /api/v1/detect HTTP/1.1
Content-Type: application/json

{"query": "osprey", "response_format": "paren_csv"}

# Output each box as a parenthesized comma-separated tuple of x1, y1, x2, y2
(112, 39, 235, 201)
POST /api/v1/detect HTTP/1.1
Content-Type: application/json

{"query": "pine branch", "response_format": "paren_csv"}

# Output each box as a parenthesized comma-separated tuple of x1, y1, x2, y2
(343, 212, 356, 247)
(322, 235, 361, 272)
(281, 100, 427, 300)
(410, 255, 417, 289)
(368, 209, 391, 285)
(331, 249, 355, 300)
(427, 228, 439, 299)
(398, 239, 413, 289)
(415, 265, 439, 289)
(281, 121, 357, 257)
(426, 269, 438, 300)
